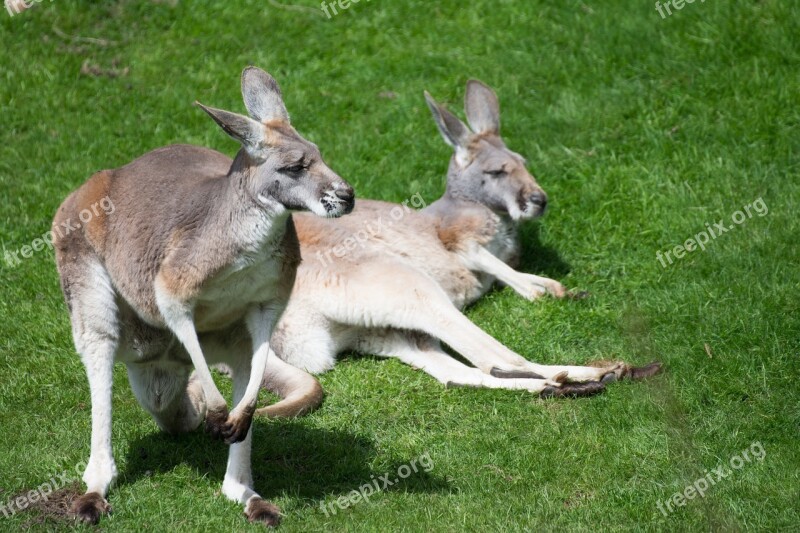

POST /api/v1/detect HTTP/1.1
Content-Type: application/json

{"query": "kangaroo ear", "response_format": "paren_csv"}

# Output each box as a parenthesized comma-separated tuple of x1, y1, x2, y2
(424, 91, 471, 153)
(241, 66, 290, 123)
(195, 102, 265, 153)
(464, 79, 500, 135)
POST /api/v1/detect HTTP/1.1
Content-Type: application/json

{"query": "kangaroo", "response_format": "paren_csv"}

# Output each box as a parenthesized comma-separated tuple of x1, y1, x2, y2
(52, 66, 354, 526)
(254, 80, 661, 418)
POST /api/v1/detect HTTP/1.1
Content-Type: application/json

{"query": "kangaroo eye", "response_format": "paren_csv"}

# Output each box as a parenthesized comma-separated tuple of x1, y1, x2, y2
(484, 170, 505, 177)
(283, 164, 306, 173)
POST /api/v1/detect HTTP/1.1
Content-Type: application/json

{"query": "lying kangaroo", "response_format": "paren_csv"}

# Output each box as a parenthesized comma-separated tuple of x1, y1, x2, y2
(53, 67, 354, 526)
(256, 80, 660, 417)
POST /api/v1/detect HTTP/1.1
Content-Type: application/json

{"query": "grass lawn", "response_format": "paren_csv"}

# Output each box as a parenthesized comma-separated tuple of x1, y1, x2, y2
(1, 0, 798, 530)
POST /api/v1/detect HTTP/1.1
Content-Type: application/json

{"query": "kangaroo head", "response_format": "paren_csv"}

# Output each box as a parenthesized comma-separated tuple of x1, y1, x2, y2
(425, 80, 546, 221)
(196, 67, 354, 217)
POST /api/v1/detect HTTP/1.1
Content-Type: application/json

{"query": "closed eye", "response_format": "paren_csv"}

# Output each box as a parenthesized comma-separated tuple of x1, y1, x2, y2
(282, 163, 307, 173)
(484, 169, 505, 177)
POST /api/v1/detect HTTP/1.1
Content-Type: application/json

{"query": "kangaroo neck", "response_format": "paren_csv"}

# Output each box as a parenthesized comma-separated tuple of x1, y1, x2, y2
(205, 150, 290, 248)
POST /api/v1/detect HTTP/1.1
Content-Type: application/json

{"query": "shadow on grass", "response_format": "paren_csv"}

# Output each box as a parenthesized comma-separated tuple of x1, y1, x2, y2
(517, 222, 571, 278)
(121, 420, 448, 506)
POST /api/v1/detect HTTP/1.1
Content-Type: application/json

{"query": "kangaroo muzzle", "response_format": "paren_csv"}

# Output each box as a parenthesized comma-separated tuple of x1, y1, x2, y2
(321, 180, 355, 216)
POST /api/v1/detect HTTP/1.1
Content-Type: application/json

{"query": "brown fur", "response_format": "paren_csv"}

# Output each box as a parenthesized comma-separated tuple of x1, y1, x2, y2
(70, 492, 109, 525)
(54, 144, 238, 325)
(79, 170, 113, 253)
(245, 498, 281, 526)
(257, 379, 323, 418)
(435, 211, 496, 252)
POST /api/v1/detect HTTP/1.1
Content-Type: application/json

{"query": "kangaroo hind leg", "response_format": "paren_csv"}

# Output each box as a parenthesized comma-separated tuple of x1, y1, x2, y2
(355, 330, 587, 395)
(59, 255, 119, 523)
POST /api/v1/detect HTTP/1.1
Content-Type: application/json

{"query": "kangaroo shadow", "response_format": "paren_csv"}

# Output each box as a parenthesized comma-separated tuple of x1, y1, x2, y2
(517, 222, 571, 278)
(121, 419, 447, 507)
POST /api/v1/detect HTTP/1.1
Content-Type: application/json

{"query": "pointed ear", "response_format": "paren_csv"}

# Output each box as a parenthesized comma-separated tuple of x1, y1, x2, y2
(464, 79, 500, 135)
(424, 91, 471, 152)
(195, 102, 265, 151)
(241, 66, 290, 123)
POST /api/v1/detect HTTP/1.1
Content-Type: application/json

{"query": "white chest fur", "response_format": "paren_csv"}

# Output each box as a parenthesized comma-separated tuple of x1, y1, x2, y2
(194, 212, 291, 331)
(461, 215, 520, 303)
(484, 215, 519, 264)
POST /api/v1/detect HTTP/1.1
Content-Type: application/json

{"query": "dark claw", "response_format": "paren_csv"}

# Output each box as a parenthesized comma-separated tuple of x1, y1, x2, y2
(245, 497, 281, 526)
(205, 405, 231, 441)
(541, 381, 606, 398)
(223, 423, 250, 445)
(445, 381, 481, 389)
(567, 290, 591, 300)
(71, 492, 110, 524)
(562, 381, 606, 396)
(490, 367, 545, 379)
(601, 372, 618, 384)
(541, 386, 560, 399)
(222, 405, 256, 445)
(628, 361, 663, 380)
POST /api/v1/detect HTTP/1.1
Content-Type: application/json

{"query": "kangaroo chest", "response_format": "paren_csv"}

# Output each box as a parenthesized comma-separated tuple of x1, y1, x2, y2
(194, 220, 294, 332)
(459, 218, 520, 306)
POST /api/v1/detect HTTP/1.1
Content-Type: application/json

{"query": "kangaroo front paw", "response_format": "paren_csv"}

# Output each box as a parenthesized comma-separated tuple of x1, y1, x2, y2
(71, 492, 110, 524)
(206, 404, 254, 444)
(205, 404, 231, 441)
(546, 281, 567, 298)
(516, 283, 547, 301)
(519, 277, 566, 300)
(222, 404, 256, 444)
(245, 497, 281, 527)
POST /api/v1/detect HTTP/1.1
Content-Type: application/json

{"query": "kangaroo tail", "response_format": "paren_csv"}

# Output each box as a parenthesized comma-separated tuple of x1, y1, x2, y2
(255, 354, 324, 418)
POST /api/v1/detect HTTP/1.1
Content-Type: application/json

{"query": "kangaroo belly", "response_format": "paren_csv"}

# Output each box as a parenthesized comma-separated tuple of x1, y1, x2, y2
(294, 200, 486, 309)
(115, 302, 188, 365)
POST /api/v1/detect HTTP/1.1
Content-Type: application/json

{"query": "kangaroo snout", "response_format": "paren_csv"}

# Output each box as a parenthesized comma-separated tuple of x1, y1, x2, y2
(321, 179, 355, 216)
(334, 185, 356, 214)
(529, 190, 547, 211)
(517, 187, 547, 219)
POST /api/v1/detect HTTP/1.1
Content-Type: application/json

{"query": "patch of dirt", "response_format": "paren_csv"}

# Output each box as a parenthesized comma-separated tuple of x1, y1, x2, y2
(481, 464, 519, 482)
(563, 490, 594, 508)
(81, 58, 129, 78)
(12, 483, 83, 528)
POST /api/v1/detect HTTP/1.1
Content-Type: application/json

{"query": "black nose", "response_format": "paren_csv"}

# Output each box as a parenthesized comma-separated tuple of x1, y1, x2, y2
(529, 190, 547, 210)
(335, 187, 354, 202)
(335, 186, 355, 213)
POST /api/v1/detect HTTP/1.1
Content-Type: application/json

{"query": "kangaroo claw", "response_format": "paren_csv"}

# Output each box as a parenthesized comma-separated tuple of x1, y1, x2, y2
(490, 367, 544, 379)
(627, 361, 663, 380)
(541, 380, 605, 398)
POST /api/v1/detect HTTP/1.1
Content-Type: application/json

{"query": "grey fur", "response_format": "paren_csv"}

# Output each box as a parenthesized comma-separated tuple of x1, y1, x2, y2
(53, 67, 354, 525)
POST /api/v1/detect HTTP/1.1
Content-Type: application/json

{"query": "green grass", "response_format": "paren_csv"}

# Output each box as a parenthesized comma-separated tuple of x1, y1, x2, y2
(1, 0, 798, 530)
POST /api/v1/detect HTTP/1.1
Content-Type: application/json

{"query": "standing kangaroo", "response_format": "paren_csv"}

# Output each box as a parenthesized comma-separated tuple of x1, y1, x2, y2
(53, 67, 354, 526)
(256, 80, 660, 418)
